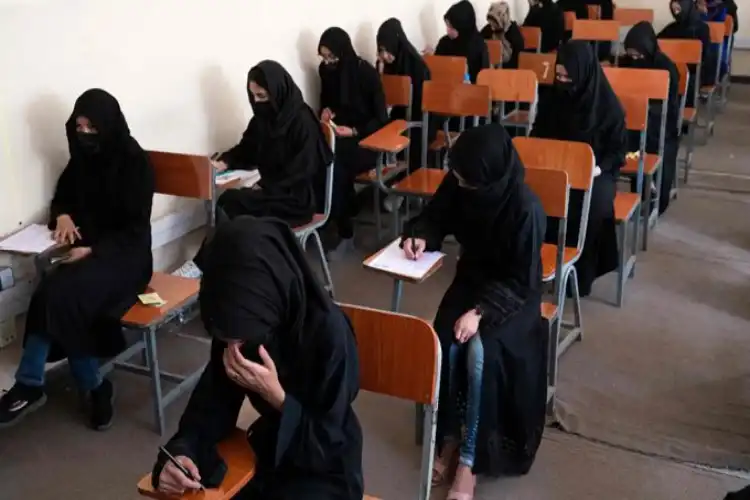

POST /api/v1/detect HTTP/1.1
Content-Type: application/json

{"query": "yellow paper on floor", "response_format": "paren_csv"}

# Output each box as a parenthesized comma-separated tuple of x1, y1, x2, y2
(138, 293, 166, 307)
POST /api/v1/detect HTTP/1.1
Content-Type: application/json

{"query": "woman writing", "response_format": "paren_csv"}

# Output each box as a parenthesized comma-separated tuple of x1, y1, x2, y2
(434, 0, 490, 83)
(481, 2, 525, 69)
(318, 27, 388, 259)
(0, 89, 154, 431)
(152, 217, 363, 499)
(403, 124, 548, 500)
(523, 0, 565, 53)
(532, 41, 626, 298)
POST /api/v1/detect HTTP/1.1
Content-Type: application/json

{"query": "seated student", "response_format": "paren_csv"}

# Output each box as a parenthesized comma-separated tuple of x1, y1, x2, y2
(481, 2, 525, 69)
(434, 0, 490, 83)
(699, 0, 731, 78)
(0, 89, 154, 430)
(174, 60, 333, 279)
(658, 0, 716, 106)
(532, 41, 626, 298)
(318, 27, 388, 259)
(402, 124, 547, 500)
(151, 217, 362, 499)
(523, 0, 566, 53)
(377, 18, 434, 171)
(622, 22, 681, 215)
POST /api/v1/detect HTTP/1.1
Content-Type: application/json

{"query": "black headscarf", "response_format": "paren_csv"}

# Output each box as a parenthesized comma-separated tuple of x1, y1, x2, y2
(448, 123, 527, 235)
(199, 216, 331, 363)
(318, 27, 364, 113)
(623, 21, 660, 62)
(66, 88, 131, 166)
(444, 0, 481, 53)
(377, 18, 429, 80)
(246, 60, 306, 139)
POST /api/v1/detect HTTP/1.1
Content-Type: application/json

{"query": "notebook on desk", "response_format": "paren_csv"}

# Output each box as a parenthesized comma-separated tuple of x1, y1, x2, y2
(364, 238, 445, 281)
(216, 169, 261, 188)
(0, 224, 57, 255)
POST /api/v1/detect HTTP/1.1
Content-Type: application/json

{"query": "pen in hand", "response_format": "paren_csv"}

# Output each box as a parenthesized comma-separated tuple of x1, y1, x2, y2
(409, 227, 418, 261)
(159, 445, 205, 491)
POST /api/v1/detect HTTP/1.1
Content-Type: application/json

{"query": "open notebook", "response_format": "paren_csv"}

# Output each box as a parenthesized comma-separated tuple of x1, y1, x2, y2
(216, 169, 261, 188)
(0, 224, 57, 255)
(365, 238, 445, 281)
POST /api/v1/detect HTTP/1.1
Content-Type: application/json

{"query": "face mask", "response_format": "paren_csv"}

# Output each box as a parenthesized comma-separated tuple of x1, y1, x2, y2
(555, 78, 575, 94)
(77, 132, 100, 155)
(621, 55, 648, 68)
(253, 101, 274, 119)
(322, 61, 339, 71)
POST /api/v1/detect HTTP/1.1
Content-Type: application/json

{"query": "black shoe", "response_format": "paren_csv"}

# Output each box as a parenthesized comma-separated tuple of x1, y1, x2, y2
(89, 378, 115, 431)
(0, 383, 47, 429)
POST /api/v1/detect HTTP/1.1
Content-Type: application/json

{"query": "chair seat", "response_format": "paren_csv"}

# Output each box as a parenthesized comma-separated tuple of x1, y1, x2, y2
(121, 272, 200, 328)
(293, 213, 326, 233)
(541, 301, 558, 321)
(541, 243, 579, 281)
(393, 169, 447, 197)
(429, 130, 461, 151)
(355, 162, 407, 183)
(137, 428, 256, 500)
(614, 192, 640, 223)
(621, 153, 661, 176)
(503, 110, 531, 126)
(683, 107, 697, 123)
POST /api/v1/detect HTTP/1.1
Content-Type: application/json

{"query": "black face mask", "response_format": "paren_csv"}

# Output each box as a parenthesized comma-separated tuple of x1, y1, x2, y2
(252, 101, 275, 119)
(77, 132, 100, 156)
(555, 78, 575, 94)
(672, 8, 687, 23)
(322, 61, 339, 71)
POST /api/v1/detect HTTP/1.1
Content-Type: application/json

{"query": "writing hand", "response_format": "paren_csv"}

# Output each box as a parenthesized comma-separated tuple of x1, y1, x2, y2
(53, 214, 81, 245)
(157, 455, 203, 495)
(403, 238, 426, 260)
(211, 160, 228, 172)
(321, 108, 335, 123)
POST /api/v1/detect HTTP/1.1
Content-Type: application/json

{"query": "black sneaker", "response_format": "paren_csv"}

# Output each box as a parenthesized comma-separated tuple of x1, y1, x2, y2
(0, 383, 47, 428)
(89, 378, 115, 431)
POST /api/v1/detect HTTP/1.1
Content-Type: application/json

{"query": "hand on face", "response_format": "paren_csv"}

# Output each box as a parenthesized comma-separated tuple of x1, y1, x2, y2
(223, 343, 285, 409)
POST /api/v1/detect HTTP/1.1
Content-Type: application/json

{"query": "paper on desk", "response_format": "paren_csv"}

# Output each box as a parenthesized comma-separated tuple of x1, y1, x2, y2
(0, 224, 57, 254)
(216, 169, 261, 188)
(366, 239, 444, 280)
(138, 293, 166, 307)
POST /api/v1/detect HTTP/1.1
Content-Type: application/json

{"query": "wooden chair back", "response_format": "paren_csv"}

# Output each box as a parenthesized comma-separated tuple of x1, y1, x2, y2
(587, 4, 602, 20)
(423, 54, 467, 83)
(520, 26, 542, 52)
(477, 69, 538, 104)
(675, 62, 689, 97)
(725, 16, 734, 37)
(340, 304, 439, 405)
(564, 11, 576, 31)
(614, 7, 654, 25)
(572, 19, 620, 42)
(486, 40, 503, 67)
(525, 168, 569, 219)
(422, 81, 492, 118)
(658, 39, 703, 65)
(149, 151, 214, 200)
(603, 67, 670, 100)
(518, 52, 557, 85)
(616, 93, 648, 132)
(381, 74, 412, 108)
(707, 21, 726, 44)
(513, 137, 594, 191)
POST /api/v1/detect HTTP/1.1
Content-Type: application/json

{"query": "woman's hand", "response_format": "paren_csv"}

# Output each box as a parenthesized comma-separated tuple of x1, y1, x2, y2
(423, 46, 434, 56)
(53, 214, 81, 245)
(334, 126, 355, 137)
(321, 108, 335, 123)
(402, 237, 426, 260)
(157, 455, 203, 495)
(62, 246, 92, 264)
(211, 160, 228, 173)
(454, 309, 481, 343)
(223, 344, 285, 409)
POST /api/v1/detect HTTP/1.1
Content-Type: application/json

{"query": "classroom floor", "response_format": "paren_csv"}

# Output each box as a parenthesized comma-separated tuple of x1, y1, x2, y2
(1, 85, 750, 500)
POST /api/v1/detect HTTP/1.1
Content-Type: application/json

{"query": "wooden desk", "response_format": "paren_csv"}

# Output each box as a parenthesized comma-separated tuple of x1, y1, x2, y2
(392, 169, 447, 198)
(359, 119, 410, 154)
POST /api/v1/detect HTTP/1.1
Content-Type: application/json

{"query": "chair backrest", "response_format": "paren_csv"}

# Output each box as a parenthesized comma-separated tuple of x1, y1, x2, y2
(572, 19, 620, 42)
(477, 69, 538, 104)
(381, 74, 412, 109)
(520, 26, 542, 53)
(421, 81, 492, 118)
(613, 7, 654, 25)
(724, 15, 734, 37)
(658, 39, 703, 65)
(320, 122, 336, 219)
(616, 92, 648, 194)
(519, 52, 557, 85)
(564, 11, 576, 31)
(524, 168, 569, 220)
(675, 62, 689, 97)
(587, 4, 601, 20)
(604, 67, 670, 101)
(424, 54, 467, 83)
(486, 39, 503, 67)
(149, 151, 214, 200)
(707, 21, 726, 45)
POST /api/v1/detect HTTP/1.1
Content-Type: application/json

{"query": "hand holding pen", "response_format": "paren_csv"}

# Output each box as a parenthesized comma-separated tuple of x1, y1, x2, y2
(156, 445, 205, 495)
(404, 236, 426, 261)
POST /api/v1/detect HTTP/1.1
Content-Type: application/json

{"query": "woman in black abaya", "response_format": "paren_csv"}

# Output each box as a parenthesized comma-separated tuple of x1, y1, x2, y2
(532, 41, 626, 297)
(622, 22, 681, 215)
(152, 217, 363, 499)
(318, 27, 388, 258)
(523, 0, 565, 53)
(435, 0, 490, 83)
(0, 89, 154, 431)
(402, 124, 547, 500)
(481, 2, 525, 69)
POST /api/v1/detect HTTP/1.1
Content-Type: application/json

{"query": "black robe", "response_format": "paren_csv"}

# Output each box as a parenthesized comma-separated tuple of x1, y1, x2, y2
(481, 21, 526, 69)
(217, 61, 333, 228)
(404, 124, 548, 476)
(532, 42, 626, 297)
(436, 0, 491, 83)
(523, 0, 566, 53)
(26, 89, 153, 361)
(153, 217, 363, 499)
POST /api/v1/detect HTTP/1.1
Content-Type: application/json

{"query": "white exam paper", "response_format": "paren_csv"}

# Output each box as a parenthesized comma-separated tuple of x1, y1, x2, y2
(0, 224, 57, 254)
(366, 239, 444, 280)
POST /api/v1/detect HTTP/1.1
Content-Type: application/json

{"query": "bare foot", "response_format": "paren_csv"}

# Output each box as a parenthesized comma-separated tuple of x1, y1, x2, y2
(447, 464, 476, 500)
(432, 441, 459, 486)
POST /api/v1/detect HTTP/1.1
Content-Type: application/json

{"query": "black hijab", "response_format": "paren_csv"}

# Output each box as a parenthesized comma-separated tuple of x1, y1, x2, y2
(199, 216, 331, 364)
(449, 123, 526, 235)
(246, 60, 306, 139)
(377, 18, 429, 81)
(318, 27, 365, 113)
(623, 21, 661, 63)
(66, 88, 132, 166)
(444, 0, 482, 53)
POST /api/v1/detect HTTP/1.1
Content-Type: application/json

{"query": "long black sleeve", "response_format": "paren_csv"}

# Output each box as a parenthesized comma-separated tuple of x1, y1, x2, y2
(219, 121, 260, 171)
(506, 23, 526, 68)
(263, 117, 321, 191)
(356, 63, 389, 138)
(596, 113, 627, 177)
(48, 162, 76, 228)
(401, 174, 458, 251)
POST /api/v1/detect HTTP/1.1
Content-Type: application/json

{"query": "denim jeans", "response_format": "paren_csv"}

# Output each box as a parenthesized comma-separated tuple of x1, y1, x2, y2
(447, 334, 485, 467)
(15, 334, 102, 392)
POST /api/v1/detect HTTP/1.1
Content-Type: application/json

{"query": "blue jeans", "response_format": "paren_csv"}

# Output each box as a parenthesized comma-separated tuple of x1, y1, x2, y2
(447, 334, 485, 468)
(15, 334, 102, 392)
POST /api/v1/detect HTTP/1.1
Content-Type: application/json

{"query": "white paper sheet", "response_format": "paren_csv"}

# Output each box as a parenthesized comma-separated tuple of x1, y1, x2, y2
(366, 239, 445, 280)
(216, 169, 261, 188)
(0, 224, 57, 254)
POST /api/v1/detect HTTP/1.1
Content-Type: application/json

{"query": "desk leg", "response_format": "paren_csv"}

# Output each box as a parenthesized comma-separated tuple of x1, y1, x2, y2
(390, 279, 403, 313)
